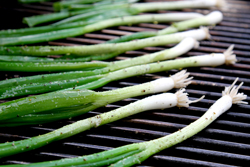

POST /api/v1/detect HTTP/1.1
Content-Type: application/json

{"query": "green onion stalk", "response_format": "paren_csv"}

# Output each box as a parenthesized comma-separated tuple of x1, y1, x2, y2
(0, 42, 236, 101)
(54, 0, 139, 12)
(66, 4, 101, 11)
(64, 4, 93, 11)
(132, 0, 225, 13)
(0, 36, 200, 99)
(0, 45, 237, 125)
(0, 52, 121, 62)
(66, 0, 137, 11)
(106, 11, 223, 43)
(0, 9, 134, 38)
(0, 78, 247, 167)
(53, 0, 123, 11)
(0, 88, 203, 158)
(51, 4, 133, 26)
(23, 2, 135, 27)
(0, 28, 207, 71)
(0, 70, 192, 126)
(0, 13, 203, 46)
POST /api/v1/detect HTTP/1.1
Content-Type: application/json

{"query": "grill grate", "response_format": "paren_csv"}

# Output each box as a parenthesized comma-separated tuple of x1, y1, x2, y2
(0, 0, 250, 166)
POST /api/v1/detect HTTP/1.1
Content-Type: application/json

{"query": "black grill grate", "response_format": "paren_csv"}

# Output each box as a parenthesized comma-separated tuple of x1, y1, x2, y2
(0, 0, 250, 166)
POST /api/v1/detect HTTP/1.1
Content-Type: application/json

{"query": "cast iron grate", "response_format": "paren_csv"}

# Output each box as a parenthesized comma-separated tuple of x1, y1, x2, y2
(0, 0, 249, 166)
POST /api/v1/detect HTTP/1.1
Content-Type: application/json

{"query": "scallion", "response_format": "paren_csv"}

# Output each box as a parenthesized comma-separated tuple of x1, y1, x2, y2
(0, 45, 237, 126)
(0, 9, 133, 38)
(53, 0, 114, 11)
(0, 13, 203, 46)
(0, 78, 246, 167)
(0, 36, 200, 72)
(0, 88, 202, 158)
(131, 0, 225, 13)
(0, 43, 236, 101)
(0, 70, 192, 125)
(22, 0, 223, 27)
(0, 37, 198, 99)
(23, 3, 132, 27)
(107, 11, 223, 43)
(0, 6, 221, 38)
(0, 27, 208, 55)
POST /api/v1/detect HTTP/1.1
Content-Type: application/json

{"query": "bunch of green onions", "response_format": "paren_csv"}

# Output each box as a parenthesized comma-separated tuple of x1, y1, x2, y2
(0, 1, 224, 46)
(0, 28, 208, 71)
(0, 10, 220, 40)
(0, 11, 222, 64)
(0, 45, 237, 126)
(0, 42, 236, 101)
(0, 70, 192, 126)
(24, 1, 138, 28)
(0, 78, 246, 167)
(0, 37, 199, 99)
(0, 12, 204, 46)
(0, 87, 204, 158)
(19, 0, 224, 27)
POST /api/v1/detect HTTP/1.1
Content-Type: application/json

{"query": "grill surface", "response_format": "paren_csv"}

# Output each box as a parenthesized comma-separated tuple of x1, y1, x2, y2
(0, 0, 250, 166)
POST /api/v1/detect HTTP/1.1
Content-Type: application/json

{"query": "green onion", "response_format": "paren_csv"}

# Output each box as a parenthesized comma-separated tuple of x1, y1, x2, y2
(0, 34, 198, 63)
(107, 11, 223, 43)
(0, 20, 93, 38)
(0, 70, 192, 124)
(0, 13, 203, 46)
(23, 3, 132, 27)
(0, 46, 237, 125)
(0, 31, 203, 72)
(51, 4, 131, 26)
(0, 10, 219, 41)
(23, 0, 138, 27)
(0, 27, 207, 56)
(0, 78, 245, 167)
(23, 12, 75, 28)
(109, 78, 247, 167)
(0, 87, 201, 158)
(131, 0, 225, 13)
(0, 2, 223, 37)
(22, 0, 223, 27)
(0, 9, 132, 38)
(0, 61, 110, 72)
(0, 43, 236, 101)
(0, 37, 198, 99)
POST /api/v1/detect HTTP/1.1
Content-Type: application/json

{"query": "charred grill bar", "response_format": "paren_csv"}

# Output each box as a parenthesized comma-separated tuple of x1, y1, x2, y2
(0, 0, 250, 166)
